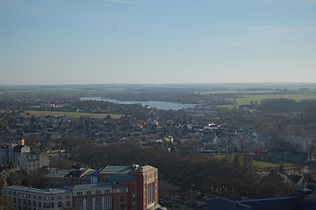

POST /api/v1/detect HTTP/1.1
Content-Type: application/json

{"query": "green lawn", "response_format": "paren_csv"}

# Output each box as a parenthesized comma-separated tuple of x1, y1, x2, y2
(229, 93, 316, 105)
(25, 110, 123, 119)
(209, 154, 297, 170)
(253, 160, 297, 170)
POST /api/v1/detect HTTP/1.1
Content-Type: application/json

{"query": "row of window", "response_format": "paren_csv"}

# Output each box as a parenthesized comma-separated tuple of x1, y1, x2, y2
(5, 196, 71, 209)
(5, 191, 70, 200)
(74, 196, 112, 210)
(75, 189, 112, 196)
(112, 188, 128, 193)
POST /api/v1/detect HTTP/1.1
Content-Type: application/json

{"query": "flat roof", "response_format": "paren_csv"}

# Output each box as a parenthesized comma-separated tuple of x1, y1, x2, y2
(100, 166, 132, 175)
(72, 183, 112, 191)
(4, 185, 70, 194)
(45, 169, 72, 178)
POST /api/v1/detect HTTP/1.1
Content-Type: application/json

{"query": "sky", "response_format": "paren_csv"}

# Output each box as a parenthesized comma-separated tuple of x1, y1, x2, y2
(0, 0, 316, 85)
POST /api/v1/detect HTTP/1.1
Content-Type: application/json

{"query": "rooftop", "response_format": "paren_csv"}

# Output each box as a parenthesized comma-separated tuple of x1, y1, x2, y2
(4, 185, 70, 194)
(206, 197, 252, 210)
(100, 166, 132, 175)
(45, 169, 72, 178)
(72, 183, 112, 191)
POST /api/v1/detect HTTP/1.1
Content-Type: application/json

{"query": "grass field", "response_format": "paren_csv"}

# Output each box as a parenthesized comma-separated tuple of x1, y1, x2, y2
(209, 154, 297, 170)
(229, 93, 316, 105)
(252, 160, 297, 170)
(25, 110, 123, 119)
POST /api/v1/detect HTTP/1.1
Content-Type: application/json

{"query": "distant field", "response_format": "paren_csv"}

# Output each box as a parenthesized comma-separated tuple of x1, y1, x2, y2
(253, 160, 297, 170)
(209, 154, 297, 170)
(216, 104, 237, 109)
(25, 110, 123, 119)
(204, 89, 278, 94)
(229, 93, 316, 105)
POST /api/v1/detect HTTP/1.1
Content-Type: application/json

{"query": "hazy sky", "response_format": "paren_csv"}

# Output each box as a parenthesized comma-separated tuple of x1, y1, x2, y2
(1, 0, 315, 85)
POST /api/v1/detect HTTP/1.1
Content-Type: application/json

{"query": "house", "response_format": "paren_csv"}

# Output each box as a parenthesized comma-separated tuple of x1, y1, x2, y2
(18, 151, 50, 173)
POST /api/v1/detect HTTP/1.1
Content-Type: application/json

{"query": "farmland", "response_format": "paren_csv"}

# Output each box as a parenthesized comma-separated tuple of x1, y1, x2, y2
(25, 110, 123, 119)
(230, 93, 316, 105)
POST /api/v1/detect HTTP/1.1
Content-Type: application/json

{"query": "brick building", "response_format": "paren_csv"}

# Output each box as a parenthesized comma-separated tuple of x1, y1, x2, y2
(99, 165, 159, 210)
(2, 165, 163, 210)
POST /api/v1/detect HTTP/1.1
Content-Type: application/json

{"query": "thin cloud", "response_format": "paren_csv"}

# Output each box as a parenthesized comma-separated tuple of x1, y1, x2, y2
(242, 26, 316, 33)
(103, 0, 136, 3)
(223, 25, 316, 34)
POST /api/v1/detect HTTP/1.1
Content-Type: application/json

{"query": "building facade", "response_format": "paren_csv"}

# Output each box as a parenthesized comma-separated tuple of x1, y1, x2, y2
(135, 166, 158, 210)
(18, 152, 50, 173)
(2, 165, 161, 210)
(71, 183, 114, 210)
(2, 185, 73, 210)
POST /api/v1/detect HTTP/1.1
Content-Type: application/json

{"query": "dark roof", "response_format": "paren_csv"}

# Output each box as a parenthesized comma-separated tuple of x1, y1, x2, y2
(289, 175, 303, 183)
(240, 196, 303, 210)
(206, 196, 312, 210)
(206, 197, 252, 210)
(13, 145, 24, 152)
(104, 175, 136, 183)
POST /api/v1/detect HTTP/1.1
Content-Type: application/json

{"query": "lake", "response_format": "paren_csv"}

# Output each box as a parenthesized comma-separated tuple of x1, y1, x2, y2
(80, 97, 196, 111)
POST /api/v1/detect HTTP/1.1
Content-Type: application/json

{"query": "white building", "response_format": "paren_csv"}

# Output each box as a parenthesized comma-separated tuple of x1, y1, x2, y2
(2, 185, 72, 210)
(18, 152, 50, 173)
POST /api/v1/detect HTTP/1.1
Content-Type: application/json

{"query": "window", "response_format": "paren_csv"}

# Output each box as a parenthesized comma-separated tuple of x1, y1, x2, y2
(104, 196, 112, 209)
(43, 202, 54, 208)
(147, 182, 155, 205)
(119, 195, 127, 210)
(86, 198, 93, 210)
(38, 201, 41, 208)
(86, 191, 92, 195)
(66, 201, 71, 207)
(120, 195, 126, 203)
(58, 202, 62, 207)
(119, 188, 127, 193)
(74, 198, 83, 209)
(77, 192, 82, 196)
(95, 197, 102, 210)
(95, 190, 101, 194)
(120, 203, 126, 210)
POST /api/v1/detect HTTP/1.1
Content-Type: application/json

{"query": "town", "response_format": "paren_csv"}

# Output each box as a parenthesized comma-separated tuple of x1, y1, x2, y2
(0, 84, 316, 209)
